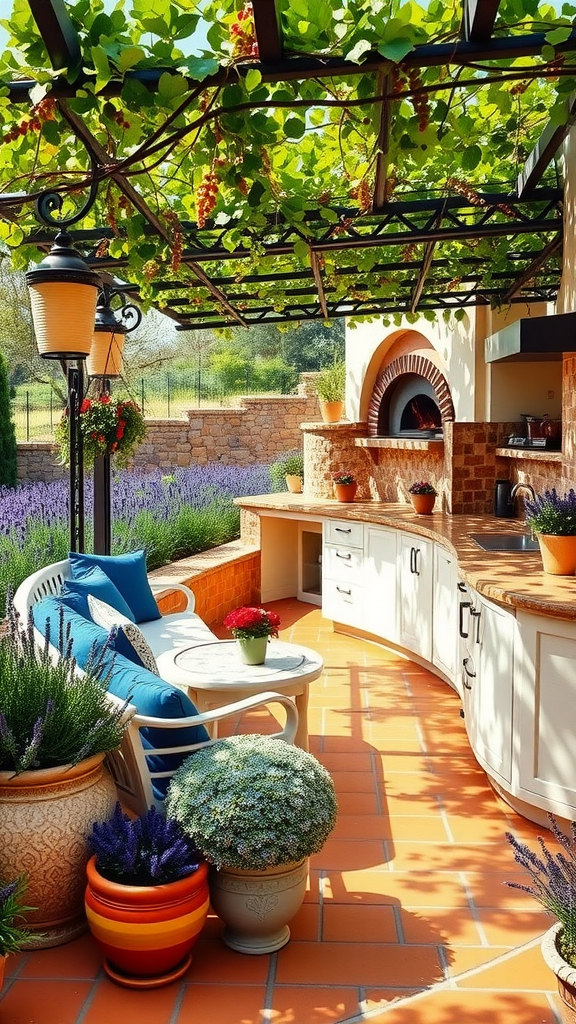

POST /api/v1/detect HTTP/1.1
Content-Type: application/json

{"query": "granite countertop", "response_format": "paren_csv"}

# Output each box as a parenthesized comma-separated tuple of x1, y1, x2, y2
(236, 494, 576, 622)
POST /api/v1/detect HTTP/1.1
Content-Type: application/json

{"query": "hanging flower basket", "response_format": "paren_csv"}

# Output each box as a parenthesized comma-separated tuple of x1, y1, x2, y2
(54, 393, 147, 469)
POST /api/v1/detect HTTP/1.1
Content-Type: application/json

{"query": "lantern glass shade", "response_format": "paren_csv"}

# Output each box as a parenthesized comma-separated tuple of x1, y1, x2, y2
(87, 329, 125, 377)
(28, 280, 99, 359)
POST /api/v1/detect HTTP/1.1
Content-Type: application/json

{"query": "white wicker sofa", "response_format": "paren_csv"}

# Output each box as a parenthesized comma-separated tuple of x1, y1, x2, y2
(13, 557, 298, 815)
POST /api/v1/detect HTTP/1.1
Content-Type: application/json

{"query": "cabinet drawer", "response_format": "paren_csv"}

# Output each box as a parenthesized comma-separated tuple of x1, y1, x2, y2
(322, 577, 364, 627)
(325, 519, 364, 547)
(323, 543, 364, 582)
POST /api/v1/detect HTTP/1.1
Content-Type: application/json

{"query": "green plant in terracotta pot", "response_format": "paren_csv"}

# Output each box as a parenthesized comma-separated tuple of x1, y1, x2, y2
(270, 450, 304, 493)
(316, 361, 346, 423)
(0, 874, 33, 990)
(506, 815, 576, 1023)
(85, 803, 209, 988)
(0, 604, 128, 948)
(333, 471, 357, 502)
(408, 480, 437, 515)
(165, 733, 338, 954)
(524, 488, 576, 575)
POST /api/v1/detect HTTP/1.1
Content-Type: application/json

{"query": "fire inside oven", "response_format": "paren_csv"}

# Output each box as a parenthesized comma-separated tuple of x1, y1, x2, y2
(377, 373, 443, 438)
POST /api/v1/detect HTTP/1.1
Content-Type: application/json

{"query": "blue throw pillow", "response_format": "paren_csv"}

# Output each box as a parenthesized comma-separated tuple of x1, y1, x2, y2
(61, 566, 136, 622)
(32, 596, 209, 800)
(32, 595, 113, 672)
(69, 550, 161, 624)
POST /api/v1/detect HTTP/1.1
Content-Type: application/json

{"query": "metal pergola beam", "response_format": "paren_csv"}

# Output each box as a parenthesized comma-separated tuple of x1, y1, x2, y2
(27, 0, 81, 72)
(518, 92, 576, 196)
(461, 0, 502, 42)
(252, 0, 283, 62)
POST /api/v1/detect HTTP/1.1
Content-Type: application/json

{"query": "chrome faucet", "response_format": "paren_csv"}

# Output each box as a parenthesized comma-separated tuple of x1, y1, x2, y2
(510, 483, 536, 502)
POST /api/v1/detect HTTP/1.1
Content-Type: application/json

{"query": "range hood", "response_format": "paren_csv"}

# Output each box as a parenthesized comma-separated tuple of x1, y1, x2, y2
(485, 311, 576, 362)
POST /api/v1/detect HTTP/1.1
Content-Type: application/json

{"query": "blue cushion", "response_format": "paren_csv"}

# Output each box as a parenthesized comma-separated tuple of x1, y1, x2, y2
(61, 566, 135, 622)
(32, 596, 209, 800)
(69, 550, 160, 624)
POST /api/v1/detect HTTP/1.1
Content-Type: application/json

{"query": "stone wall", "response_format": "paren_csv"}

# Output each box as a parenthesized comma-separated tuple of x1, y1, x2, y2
(16, 382, 320, 482)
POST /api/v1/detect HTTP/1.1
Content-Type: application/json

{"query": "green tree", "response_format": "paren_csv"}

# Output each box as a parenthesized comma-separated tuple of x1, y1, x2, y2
(0, 348, 17, 487)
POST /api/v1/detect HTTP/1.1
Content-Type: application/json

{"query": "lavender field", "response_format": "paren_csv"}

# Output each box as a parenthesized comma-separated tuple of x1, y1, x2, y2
(0, 463, 273, 612)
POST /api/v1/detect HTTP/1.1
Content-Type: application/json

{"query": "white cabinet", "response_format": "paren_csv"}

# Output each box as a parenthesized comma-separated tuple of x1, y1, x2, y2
(322, 520, 365, 629)
(398, 533, 434, 661)
(298, 522, 322, 606)
(432, 546, 459, 685)
(462, 593, 515, 785)
(362, 525, 398, 642)
(515, 611, 576, 816)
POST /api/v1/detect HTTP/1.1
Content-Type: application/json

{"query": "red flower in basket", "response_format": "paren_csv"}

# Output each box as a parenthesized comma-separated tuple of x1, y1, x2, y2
(223, 606, 281, 640)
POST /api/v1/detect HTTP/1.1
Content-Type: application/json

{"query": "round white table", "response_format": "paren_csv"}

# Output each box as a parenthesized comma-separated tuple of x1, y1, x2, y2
(156, 639, 323, 750)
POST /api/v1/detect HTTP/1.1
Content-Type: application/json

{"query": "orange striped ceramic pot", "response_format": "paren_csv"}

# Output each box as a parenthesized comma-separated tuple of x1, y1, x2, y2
(85, 856, 209, 988)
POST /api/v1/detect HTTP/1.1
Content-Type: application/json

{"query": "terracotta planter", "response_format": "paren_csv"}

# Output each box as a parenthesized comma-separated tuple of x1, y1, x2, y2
(0, 954, 5, 993)
(285, 474, 303, 494)
(236, 636, 268, 665)
(542, 922, 576, 1024)
(209, 859, 308, 954)
(537, 534, 576, 576)
(410, 493, 436, 515)
(0, 754, 117, 948)
(85, 856, 209, 988)
(334, 482, 357, 503)
(319, 400, 344, 424)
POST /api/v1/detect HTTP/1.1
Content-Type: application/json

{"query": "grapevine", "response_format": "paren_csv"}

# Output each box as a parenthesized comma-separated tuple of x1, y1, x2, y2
(229, 2, 259, 59)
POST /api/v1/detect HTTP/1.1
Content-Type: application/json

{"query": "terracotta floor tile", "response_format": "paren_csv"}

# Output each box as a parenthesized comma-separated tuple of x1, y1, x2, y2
(0, 979, 94, 1024)
(276, 940, 443, 987)
(175, 983, 267, 1024)
(269, 985, 362, 1024)
(322, 904, 398, 942)
(0, 599, 560, 1024)
(364, 989, 558, 1024)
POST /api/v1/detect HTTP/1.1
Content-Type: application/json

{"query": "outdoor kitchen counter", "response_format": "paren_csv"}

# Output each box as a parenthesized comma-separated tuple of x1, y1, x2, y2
(236, 493, 576, 622)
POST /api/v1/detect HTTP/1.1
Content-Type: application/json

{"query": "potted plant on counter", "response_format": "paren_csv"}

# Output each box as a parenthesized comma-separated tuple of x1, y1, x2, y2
(85, 803, 209, 988)
(0, 604, 127, 948)
(270, 450, 304, 494)
(0, 874, 32, 991)
(166, 733, 338, 954)
(408, 480, 437, 515)
(315, 360, 346, 423)
(524, 487, 576, 575)
(223, 605, 281, 665)
(333, 471, 357, 503)
(506, 816, 576, 1023)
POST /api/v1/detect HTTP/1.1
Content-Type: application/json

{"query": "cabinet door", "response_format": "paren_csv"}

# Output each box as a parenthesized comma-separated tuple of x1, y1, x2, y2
(468, 594, 515, 784)
(516, 611, 576, 815)
(398, 534, 433, 661)
(432, 546, 459, 685)
(363, 526, 398, 642)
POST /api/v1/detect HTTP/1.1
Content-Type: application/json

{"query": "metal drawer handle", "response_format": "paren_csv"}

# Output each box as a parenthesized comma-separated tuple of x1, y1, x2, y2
(336, 551, 352, 560)
(462, 656, 475, 689)
(470, 608, 481, 644)
(335, 527, 352, 534)
(336, 586, 352, 596)
(459, 600, 471, 638)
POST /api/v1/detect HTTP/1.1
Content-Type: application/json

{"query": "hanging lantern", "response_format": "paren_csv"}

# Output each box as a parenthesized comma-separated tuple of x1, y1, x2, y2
(87, 297, 128, 378)
(26, 230, 101, 359)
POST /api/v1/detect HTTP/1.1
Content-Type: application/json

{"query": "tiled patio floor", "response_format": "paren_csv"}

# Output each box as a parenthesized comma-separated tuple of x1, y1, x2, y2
(1, 599, 563, 1024)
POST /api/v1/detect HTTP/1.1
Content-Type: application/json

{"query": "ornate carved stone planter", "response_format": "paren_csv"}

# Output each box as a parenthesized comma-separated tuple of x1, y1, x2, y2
(209, 859, 308, 954)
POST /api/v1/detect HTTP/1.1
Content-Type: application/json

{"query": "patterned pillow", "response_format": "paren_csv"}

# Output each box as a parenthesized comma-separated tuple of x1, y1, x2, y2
(87, 595, 159, 675)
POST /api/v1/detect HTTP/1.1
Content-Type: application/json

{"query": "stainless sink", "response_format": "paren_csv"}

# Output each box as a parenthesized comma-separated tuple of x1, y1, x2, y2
(469, 533, 540, 552)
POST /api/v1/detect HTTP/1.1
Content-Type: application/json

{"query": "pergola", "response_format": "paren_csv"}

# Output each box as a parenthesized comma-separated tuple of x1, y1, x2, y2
(0, 0, 574, 331)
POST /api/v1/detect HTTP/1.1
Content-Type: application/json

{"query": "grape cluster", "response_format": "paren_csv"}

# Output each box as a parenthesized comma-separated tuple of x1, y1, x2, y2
(406, 69, 430, 132)
(197, 170, 219, 228)
(143, 260, 160, 282)
(230, 2, 259, 58)
(165, 210, 184, 272)
(350, 179, 371, 212)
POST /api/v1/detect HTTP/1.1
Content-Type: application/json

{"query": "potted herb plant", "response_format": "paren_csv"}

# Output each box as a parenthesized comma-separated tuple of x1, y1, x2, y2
(523, 488, 576, 575)
(0, 874, 32, 991)
(0, 604, 127, 948)
(315, 360, 346, 423)
(222, 604, 281, 665)
(408, 480, 437, 515)
(332, 471, 357, 503)
(270, 450, 304, 494)
(85, 803, 209, 988)
(506, 816, 576, 1023)
(165, 733, 338, 954)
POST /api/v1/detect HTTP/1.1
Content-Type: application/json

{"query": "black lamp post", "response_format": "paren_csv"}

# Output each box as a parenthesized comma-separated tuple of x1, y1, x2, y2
(26, 230, 102, 553)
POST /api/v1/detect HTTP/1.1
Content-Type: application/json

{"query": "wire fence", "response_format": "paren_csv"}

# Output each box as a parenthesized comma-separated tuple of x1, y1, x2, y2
(13, 368, 298, 441)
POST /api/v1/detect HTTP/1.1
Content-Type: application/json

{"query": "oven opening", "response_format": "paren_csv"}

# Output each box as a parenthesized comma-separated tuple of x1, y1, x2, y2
(377, 373, 443, 438)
